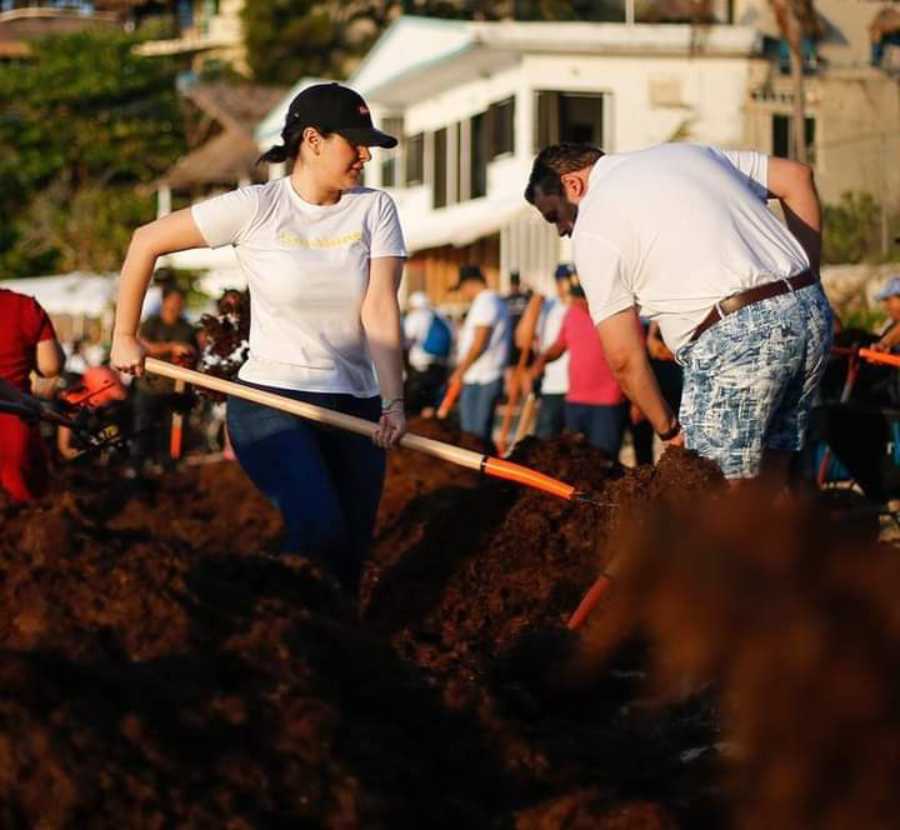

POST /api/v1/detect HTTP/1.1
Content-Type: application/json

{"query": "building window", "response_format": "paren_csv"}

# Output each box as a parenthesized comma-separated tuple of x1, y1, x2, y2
(381, 157, 396, 188)
(405, 133, 424, 186)
(536, 91, 605, 149)
(772, 114, 816, 165)
(378, 116, 403, 189)
(470, 112, 487, 199)
(433, 127, 447, 209)
(489, 96, 515, 158)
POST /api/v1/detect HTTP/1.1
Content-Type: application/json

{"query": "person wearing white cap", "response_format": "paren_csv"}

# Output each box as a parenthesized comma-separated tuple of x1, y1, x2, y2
(872, 277, 900, 353)
(403, 290, 451, 413)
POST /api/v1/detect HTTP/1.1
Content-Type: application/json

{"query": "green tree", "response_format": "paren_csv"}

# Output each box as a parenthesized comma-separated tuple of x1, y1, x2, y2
(822, 192, 882, 265)
(242, 0, 349, 84)
(241, 0, 629, 86)
(0, 30, 186, 277)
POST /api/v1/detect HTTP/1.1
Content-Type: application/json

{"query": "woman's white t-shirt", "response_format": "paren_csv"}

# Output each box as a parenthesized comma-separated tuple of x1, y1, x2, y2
(191, 177, 406, 397)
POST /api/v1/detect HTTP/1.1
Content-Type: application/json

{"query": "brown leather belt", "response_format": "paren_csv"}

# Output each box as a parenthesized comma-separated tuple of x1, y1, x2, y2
(689, 269, 817, 343)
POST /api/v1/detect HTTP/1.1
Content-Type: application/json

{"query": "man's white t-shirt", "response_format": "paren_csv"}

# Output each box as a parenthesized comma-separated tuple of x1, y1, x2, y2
(404, 307, 445, 372)
(457, 289, 510, 385)
(537, 297, 569, 395)
(191, 177, 406, 397)
(572, 143, 811, 353)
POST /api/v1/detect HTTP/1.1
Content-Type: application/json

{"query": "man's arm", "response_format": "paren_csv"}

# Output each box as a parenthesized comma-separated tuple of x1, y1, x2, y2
(767, 156, 822, 275)
(35, 338, 64, 378)
(597, 307, 680, 442)
(515, 294, 544, 351)
(530, 340, 566, 377)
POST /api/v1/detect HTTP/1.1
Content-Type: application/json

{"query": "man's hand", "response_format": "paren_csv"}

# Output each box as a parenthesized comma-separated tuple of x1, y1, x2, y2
(666, 431, 685, 448)
(170, 343, 196, 359)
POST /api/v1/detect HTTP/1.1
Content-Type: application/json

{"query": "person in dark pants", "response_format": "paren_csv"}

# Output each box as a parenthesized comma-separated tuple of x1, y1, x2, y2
(448, 265, 511, 450)
(112, 83, 407, 595)
(130, 285, 198, 471)
(517, 264, 572, 439)
(530, 281, 628, 458)
(402, 291, 450, 415)
(630, 321, 683, 465)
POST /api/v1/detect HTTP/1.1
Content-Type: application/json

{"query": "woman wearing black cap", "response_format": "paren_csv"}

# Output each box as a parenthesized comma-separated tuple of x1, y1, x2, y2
(111, 82, 407, 593)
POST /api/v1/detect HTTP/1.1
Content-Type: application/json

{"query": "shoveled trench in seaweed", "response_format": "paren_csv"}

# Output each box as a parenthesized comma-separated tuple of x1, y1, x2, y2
(0, 424, 728, 827)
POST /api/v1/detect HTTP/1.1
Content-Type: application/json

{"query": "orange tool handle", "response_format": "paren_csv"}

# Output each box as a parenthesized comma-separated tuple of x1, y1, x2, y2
(482, 457, 576, 501)
(169, 378, 186, 460)
(436, 378, 462, 419)
(859, 348, 900, 369)
(567, 560, 619, 630)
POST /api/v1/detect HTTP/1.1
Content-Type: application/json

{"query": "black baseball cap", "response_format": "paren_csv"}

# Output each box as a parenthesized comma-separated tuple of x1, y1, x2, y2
(287, 82, 397, 148)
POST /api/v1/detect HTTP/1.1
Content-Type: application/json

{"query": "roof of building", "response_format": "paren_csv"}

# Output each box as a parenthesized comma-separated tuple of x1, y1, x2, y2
(184, 82, 287, 135)
(160, 82, 286, 190)
(349, 16, 761, 106)
(161, 129, 260, 190)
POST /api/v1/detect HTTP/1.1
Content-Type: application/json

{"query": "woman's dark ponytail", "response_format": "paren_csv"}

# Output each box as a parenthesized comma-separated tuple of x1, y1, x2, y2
(258, 143, 289, 164)
(257, 115, 305, 166)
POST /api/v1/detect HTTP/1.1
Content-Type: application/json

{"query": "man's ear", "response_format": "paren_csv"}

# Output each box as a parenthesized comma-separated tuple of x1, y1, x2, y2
(560, 170, 586, 201)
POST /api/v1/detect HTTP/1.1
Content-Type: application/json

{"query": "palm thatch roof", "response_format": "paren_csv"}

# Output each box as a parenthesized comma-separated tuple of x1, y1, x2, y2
(160, 82, 287, 190)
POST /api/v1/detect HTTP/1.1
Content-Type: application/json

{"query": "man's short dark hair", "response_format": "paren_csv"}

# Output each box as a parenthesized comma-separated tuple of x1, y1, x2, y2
(162, 284, 185, 301)
(525, 144, 605, 204)
(458, 264, 486, 284)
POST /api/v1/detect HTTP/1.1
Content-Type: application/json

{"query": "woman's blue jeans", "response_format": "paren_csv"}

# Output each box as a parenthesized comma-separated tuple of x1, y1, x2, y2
(226, 383, 385, 593)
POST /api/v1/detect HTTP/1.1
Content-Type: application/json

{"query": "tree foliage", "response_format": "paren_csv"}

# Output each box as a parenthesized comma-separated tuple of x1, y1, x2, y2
(241, 0, 629, 85)
(822, 192, 885, 265)
(0, 30, 186, 277)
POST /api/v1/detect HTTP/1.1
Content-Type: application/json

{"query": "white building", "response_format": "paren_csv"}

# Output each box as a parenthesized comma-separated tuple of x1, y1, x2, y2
(164, 13, 777, 300)
(258, 15, 764, 302)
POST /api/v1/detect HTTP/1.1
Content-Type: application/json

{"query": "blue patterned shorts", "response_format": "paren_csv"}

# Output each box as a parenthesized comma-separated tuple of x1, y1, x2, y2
(675, 283, 833, 479)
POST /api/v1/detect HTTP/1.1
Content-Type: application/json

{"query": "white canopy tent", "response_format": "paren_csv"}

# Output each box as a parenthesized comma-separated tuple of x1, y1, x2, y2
(0, 273, 163, 339)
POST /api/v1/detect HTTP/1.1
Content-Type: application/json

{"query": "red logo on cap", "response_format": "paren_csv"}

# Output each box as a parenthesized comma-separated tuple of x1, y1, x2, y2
(358, 105, 369, 115)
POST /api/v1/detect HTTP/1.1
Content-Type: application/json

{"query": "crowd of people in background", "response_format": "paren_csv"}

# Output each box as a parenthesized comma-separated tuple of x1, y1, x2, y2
(401, 261, 685, 460)
(6, 263, 900, 510)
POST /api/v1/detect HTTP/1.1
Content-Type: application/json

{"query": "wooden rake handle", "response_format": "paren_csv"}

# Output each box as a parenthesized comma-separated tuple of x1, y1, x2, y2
(145, 358, 577, 501)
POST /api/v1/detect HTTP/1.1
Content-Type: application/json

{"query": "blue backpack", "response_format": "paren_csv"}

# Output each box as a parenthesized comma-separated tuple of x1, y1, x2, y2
(421, 313, 452, 358)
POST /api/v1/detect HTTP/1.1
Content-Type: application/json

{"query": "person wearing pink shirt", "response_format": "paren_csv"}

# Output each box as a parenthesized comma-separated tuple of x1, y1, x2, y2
(530, 281, 627, 457)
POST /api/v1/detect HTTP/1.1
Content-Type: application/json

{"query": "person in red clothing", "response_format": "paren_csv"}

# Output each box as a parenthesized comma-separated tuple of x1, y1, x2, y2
(0, 288, 65, 501)
(529, 280, 628, 458)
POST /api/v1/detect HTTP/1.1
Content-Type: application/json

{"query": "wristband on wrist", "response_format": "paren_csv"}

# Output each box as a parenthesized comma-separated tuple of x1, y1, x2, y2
(658, 420, 681, 441)
(381, 396, 404, 413)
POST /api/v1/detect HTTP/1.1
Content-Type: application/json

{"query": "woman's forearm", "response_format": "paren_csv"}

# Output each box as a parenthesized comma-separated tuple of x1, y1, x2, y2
(363, 302, 404, 402)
